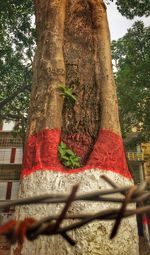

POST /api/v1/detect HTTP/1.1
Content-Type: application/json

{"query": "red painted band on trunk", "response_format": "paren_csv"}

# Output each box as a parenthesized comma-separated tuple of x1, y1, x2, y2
(22, 129, 131, 178)
(10, 148, 16, 163)
(62, 133, 93, 161)
(22, 129, 132, 179)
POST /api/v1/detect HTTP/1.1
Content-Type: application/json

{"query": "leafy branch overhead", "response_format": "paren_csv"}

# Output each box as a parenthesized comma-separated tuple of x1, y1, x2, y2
(115, 0, 150, 18)
(0, 0, 34, 121)
(112, 21, 150, 142)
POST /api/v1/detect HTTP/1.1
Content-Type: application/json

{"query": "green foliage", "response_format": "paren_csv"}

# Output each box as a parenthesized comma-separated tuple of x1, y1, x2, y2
(112, 21, 150, 143)
(59, 84, 77, 103)
(0, 0, 35, 122)
(58, 142, 81, 169)
(115, 0, 150, 18)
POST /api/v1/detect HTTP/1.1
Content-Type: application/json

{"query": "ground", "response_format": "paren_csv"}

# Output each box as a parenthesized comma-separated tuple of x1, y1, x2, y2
(139, 237, 150, 255)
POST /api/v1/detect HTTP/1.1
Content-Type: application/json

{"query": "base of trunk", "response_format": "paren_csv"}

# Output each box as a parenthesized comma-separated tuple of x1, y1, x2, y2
(11, 169, 139, 255)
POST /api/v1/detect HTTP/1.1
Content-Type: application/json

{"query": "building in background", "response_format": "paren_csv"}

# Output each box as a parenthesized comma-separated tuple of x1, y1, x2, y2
(127, 144, 150, 184)
(141, 143, 150, 183)
(0, 120, 23, 255)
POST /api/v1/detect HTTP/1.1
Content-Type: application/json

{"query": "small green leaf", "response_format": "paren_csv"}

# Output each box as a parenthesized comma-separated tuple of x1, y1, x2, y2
(61, 155, 69, 161)
(64, 161, 71, 167)
(58, 84, 77, 102)
(66, 149, 75, 156)
(58, 141, 81, 169)
(60, 142, 67, 149)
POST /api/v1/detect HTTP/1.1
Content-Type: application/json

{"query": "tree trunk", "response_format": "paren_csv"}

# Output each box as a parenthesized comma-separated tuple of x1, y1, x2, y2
(27, 0, 67, 135)
(62, 0, 101, 161)
(11, 1, 139, 254)
(61, 0, 121, 161)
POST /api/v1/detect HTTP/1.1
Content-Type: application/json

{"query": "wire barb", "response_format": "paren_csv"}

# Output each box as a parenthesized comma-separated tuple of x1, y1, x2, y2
(0, 176, 150, 246)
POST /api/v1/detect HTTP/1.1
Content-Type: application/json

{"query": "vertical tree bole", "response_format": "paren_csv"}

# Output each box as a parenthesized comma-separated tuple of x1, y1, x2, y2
(11, 1, 139, 254)
(27, 0, 67, 135)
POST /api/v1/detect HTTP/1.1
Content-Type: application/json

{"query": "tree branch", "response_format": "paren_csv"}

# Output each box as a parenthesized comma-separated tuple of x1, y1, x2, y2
(0, 84, 31, 109)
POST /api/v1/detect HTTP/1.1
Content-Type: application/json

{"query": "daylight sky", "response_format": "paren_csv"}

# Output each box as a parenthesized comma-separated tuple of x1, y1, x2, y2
(107, 1, 150, 40)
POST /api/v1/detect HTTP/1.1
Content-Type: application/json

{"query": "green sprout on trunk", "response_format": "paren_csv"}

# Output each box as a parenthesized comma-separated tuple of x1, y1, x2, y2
(59, 84, 77, 103)
(58, 142, 81, 169)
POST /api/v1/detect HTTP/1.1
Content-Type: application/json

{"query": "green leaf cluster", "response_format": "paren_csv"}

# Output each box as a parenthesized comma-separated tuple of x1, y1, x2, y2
(112, 21, 150, 143)
(58, 142, 81, 169)
(59, 85, 77, 103)
(0, 0, 35, 122)
(115, 0, 150, 18)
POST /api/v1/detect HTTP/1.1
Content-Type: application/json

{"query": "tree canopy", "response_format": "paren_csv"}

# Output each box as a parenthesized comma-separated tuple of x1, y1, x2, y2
(0, 0, 34, 121)
(0, 0, 149, 131)
(112, 21, 150, 145)
(115, 0, 150, 18)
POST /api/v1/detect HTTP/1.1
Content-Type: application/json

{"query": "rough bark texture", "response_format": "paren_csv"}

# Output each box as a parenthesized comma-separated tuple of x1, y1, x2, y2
(62, 0, 120, 137)
(27, 0, 67, 136)
(88, 0, 121, 135)
(11, 0, 139, 254)
(61, 0, 121, 161)
(27, 0, 121, 156)
(62, 0, 101, 142)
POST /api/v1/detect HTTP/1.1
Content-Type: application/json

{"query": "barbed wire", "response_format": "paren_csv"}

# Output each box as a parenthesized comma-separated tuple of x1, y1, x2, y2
(0, 175, 150, 246)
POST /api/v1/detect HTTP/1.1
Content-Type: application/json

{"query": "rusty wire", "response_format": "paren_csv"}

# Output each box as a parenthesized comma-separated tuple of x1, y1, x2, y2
(0, 175, 150, 246)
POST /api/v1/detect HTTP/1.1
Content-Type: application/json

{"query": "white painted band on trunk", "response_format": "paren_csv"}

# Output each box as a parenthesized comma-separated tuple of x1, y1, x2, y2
(13, 169, 139, 255)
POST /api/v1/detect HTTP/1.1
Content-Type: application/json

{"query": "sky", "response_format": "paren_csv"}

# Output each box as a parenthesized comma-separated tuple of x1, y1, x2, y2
(107, 1, 150, 40)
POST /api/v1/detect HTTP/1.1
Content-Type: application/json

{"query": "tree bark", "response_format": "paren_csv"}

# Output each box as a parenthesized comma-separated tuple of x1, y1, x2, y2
(27, 0, 67, 135)
(62, 0, 101, 158)
(11, 1, 139, 254)
(88, 0, 121, 134)
(61, 0, 120, 161)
